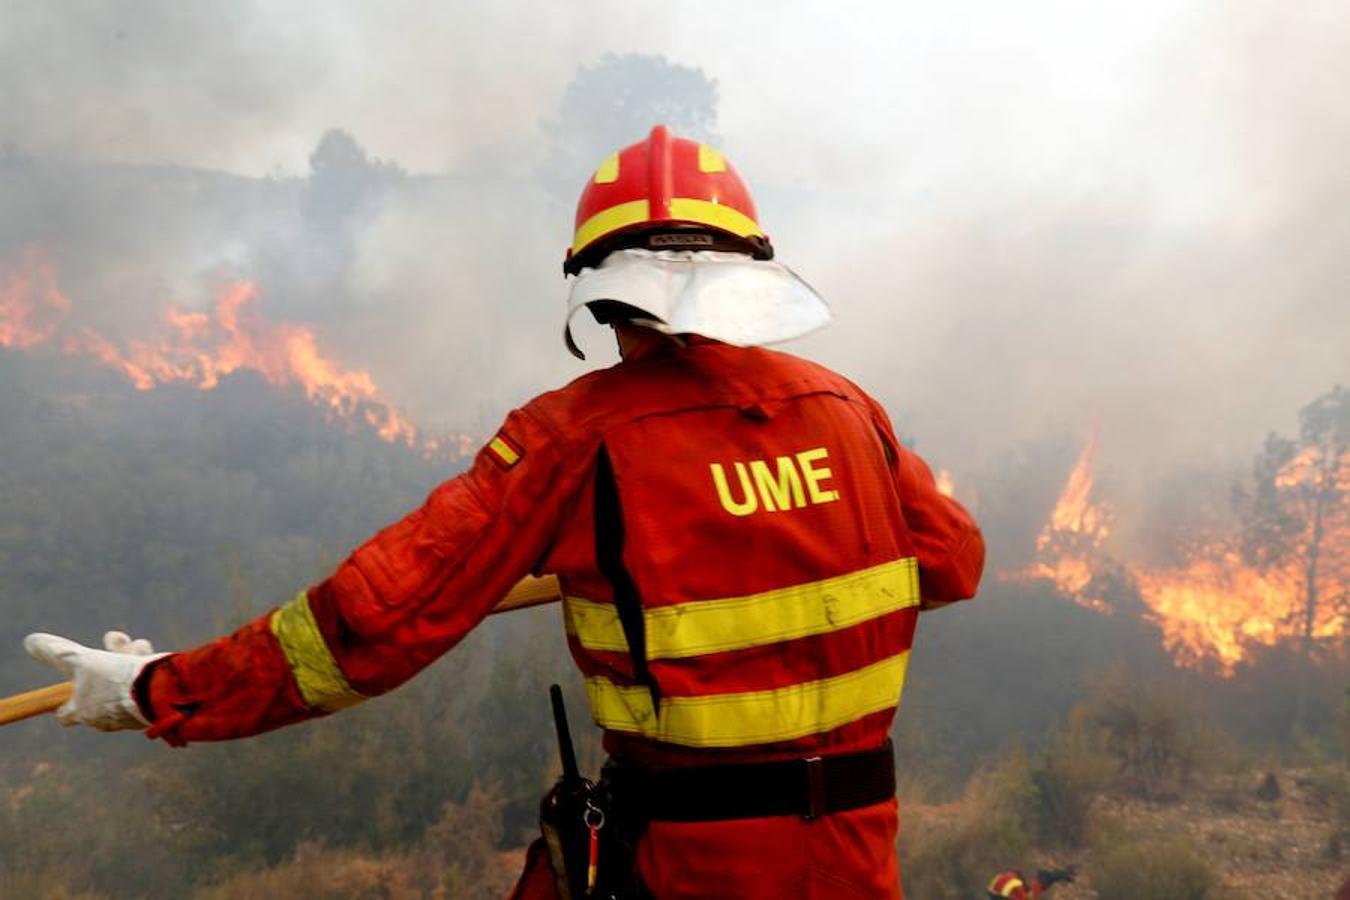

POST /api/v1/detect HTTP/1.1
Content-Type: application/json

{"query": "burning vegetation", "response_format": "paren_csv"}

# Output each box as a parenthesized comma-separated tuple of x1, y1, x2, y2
(1006, 391, 1348, 674)
(0, 247, 474, 460)
(0, 247, 68, 350)
(1007, 432, 1113, 610)
(5, 242, 1345, 679)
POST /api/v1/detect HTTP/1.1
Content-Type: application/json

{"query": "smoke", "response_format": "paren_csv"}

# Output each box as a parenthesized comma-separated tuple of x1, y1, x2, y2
(1, 4, 1345, 804)
(785, 0, 1350, 516)
(1, 0, 1347, 525)
(0, 2, 337, 171)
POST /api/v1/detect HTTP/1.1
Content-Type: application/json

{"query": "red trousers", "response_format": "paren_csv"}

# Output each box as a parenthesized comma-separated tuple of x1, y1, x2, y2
(511, 799, 901, 900)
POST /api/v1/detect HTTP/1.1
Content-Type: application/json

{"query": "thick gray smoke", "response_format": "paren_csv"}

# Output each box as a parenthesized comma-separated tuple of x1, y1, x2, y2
(2, 1, 1347, 544)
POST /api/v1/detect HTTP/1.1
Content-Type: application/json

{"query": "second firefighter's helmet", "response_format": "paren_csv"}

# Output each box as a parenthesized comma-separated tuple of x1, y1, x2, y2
(563, 125, 774, 276)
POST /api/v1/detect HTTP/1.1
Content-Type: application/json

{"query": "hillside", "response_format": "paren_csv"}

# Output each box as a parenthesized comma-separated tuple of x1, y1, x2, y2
(0, 348, 1344, 898)
(1095, 767, 1345, 899)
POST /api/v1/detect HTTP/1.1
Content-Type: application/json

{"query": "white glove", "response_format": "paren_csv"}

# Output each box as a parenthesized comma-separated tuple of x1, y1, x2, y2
(23, 630, 169, 730)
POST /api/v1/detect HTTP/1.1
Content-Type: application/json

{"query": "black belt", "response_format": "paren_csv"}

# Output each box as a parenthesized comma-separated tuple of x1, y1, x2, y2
(606, 740, 896, 823)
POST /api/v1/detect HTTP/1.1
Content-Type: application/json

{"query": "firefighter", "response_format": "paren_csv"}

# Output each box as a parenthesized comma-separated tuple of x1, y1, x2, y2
(25, 125, 984, 899)
(987, 866, 1077, 899)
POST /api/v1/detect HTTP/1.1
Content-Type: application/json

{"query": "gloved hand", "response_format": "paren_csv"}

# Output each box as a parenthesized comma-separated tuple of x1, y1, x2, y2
(1037, 865, 1078, 888)
(23, 631, 168, 730)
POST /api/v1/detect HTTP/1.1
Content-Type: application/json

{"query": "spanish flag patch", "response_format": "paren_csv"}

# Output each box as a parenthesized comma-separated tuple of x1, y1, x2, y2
(486, 431, 524, 470)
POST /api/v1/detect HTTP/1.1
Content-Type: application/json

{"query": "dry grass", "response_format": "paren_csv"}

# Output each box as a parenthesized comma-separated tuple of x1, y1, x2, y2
(1091, 834, 1215, 900)
(901, 761, 1343, 900)
(192, 843, 415, 900)
(1093, 767, 1346, 900)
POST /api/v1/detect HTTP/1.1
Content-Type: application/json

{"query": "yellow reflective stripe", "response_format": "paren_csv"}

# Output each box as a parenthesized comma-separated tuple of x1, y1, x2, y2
(572, 197, 763, 255)
(668, 197, 763, 237)
(594, 152, 620, 184)
(572, 199, 651, 254)
(564, 558, 919, 660)
(488, 436, 520, 466)
(697, 144, 726, 173)
(269, 591, 365, 712)
(586, 651, 909, 748)
(564, 596, 631, 653)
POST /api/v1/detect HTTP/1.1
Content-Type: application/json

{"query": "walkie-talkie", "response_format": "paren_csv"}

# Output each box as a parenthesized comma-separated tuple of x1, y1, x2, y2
(551, 684, 580, 784)
(540, 684, 596, 899)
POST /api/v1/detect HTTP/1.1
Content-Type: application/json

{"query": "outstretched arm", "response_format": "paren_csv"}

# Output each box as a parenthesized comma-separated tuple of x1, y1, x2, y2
(137, 408, 568, 745)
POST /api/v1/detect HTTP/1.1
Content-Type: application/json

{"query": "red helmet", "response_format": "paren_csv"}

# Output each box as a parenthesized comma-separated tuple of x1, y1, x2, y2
(563, 124, 773, 276)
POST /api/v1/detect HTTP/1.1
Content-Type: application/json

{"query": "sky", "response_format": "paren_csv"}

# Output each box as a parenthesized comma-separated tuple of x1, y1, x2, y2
(2, 0, 1347, 541)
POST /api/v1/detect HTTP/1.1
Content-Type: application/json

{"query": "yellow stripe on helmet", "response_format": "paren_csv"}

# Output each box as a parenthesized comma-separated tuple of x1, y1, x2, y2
(593, 152, 620, 184)
(697, 144, 726, 173)
(572, 199, 651, 256)
(667, 198, 763, 238)
(571, 196, 765, 259)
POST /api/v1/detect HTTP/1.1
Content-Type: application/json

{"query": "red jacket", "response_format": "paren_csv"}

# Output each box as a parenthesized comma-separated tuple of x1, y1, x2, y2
(143, 337, 982, 751)
(140, 337, 984, 896)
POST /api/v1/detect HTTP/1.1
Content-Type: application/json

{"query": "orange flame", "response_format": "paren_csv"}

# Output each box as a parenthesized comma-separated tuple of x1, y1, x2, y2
(1007, 432, 1348, 674)
(1133, 547, 1342, 670)
(0, 249, 474, 459)
(1138, 439, 1347, 672)
(935, 469, 956, 498)
(1040, 434, 1109, 547)
(0, 248, 70, 350)
(1004, 435, 1113, 608)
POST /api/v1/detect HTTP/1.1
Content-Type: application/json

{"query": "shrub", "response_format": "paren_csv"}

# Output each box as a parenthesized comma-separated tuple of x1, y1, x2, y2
(1301, 764, 1350, 860)
(192, 843, 414, 900)
(0, 868, 109, 900)
(900, 749, 1038, 899)
(1033, 708, 1114, 847)
(0, 757, 186, 895)
(1081, 667, 1209, 799)
(1093, 835, 1215, 900)
(410, 781, 520, 899)
(190, 781, 520, 900)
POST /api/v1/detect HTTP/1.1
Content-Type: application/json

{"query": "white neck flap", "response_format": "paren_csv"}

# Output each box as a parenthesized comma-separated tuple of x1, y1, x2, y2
(564, 249, 832, 359)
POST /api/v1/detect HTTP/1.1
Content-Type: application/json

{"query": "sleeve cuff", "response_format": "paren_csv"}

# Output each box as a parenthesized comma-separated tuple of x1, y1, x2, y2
(131, 654, 174, 723)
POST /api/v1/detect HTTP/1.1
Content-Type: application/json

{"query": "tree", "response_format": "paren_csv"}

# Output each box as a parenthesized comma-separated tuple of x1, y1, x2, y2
(540, 53, 720, 199)
(1238, 385, 1348, 658)
(302, 129, 404, 234)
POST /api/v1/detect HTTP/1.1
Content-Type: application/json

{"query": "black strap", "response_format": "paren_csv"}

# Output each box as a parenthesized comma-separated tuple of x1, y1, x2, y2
(606, 741, 896, 823)
(593, 445, 661, 708)
(564, 227, 774, 277)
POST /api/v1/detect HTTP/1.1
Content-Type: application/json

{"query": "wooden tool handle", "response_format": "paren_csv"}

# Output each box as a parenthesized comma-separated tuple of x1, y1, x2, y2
(0, 681, 75, 726)
(0, 573, 563, 727)
(492, 574, 562, 613)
